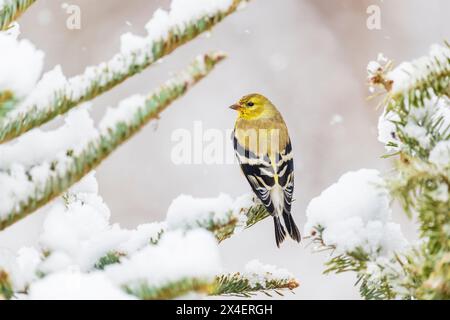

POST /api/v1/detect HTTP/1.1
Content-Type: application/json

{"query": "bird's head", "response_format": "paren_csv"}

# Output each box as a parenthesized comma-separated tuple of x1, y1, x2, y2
(229, 93, 277, 120)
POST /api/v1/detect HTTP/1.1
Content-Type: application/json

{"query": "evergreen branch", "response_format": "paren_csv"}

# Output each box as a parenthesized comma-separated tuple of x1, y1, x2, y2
(0, 51, 226, 230)
(367, 44, 450, 299)
(123, 278, 213, 300)
(324, 250, 401, 300)
(0, 0, 250, 144)
(173, 201, 269, 243)
(211, 271, 299, 297)
(94, 202, 269, 270)
(94, 252, 125, 270)
(0, 269, 14, 299)
(0, 0, 35, 30)
(214, 203, 270, 242)
(369, 43, 450, 112)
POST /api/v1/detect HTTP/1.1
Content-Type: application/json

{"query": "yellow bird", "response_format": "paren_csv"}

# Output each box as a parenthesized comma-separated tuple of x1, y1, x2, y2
(230, 93, 301, 247)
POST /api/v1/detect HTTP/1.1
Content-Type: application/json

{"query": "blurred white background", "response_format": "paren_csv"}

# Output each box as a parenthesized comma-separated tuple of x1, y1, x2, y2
(1, 0, 449, 299)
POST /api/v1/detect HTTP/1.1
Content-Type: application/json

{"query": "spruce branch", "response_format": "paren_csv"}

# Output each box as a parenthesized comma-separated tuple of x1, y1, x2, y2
(0, 0, 251, 144)
(0, 52, 226, 230)
(212, 272, 298, 297)
(94, 201, 269, 270)
(369, 43, 450, 111)
(0, 269, 14, 299)
(366, 44, 450, 299)
(206, 202, 270, 243)
(0, 0, 35, 30)
(123, 278, 214, 300)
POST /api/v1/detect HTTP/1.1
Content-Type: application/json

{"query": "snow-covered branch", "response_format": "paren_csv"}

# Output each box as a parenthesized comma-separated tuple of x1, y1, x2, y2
(213, 260, 299, 297)
(304, 169, 409, 299)
(0, 52, 225, 230)
(368, 44, 449, 299)
(96, 193, 268, 270)
(368, 43, 450, 108)
(0, 0, 35, 30)
(304, 43, 449, 300)
(166, 193, 270, 243)
(0, 0, 251, 143)
(0, 174, 279, 300)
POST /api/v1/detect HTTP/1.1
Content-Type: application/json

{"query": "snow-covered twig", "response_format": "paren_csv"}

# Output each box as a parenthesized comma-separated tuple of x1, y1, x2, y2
(304, 169, 409, 299)
(96, 194, 268, 270)
(0, 52, 226, 230)
(0, 0, 251, 143)
(212, 260, 299, 297)
(0, 0, 35, 30)
(0, 175, 275, 300)
(369, 43, 450, 109)
(166, 193, 270, 242)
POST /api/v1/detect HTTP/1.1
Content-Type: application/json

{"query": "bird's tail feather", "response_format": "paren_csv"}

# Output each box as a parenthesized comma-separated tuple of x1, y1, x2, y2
(282, 211, 301, 243)
(273, 216, 287, 248)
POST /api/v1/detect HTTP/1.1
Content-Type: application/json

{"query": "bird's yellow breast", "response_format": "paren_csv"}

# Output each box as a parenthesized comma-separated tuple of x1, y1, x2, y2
(234, 118, 289, 159)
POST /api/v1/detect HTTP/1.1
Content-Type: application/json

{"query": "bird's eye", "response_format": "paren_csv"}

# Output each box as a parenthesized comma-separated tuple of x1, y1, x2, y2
(247, 102, 254, 107)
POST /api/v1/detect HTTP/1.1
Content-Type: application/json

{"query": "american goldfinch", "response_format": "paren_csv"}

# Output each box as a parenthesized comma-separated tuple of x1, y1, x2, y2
(230, 93, 301, 247)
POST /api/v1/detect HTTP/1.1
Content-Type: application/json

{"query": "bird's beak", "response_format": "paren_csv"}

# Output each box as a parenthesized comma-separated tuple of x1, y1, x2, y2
(229, 103, 241, 111)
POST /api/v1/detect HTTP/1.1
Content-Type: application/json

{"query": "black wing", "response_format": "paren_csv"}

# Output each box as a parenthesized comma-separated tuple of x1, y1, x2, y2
(233, 134, 276, 215)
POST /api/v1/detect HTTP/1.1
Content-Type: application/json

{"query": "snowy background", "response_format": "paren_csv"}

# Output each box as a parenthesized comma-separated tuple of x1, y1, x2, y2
(1, 0, 449, 299)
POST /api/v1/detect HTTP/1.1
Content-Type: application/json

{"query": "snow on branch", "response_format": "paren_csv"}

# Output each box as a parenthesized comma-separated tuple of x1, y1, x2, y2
(0, 174, 278, 300)
(96, 193, 268, 270)
(105, 229, 221, 300)
(165, 193, 270, 242)
(212, 260, 299, 297)
(308, 43, 450, 300)
(304, 169, 409, 299)
(0, 52, 225, 230)
(0, 0, 35, 30)
(0, 30, 44, 117)
(368, 43, 450, 108)
(0, 0, 251, 143)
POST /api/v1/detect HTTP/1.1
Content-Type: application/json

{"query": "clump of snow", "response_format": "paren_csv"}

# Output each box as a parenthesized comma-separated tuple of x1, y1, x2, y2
(15, 247, 42, 290)
(166, 193, 254, 230)
(99, 94, 146, 133)
(36, 173, 166, 273)
(387, 44, 450, 94)
(0, 246, 42, 292)
(117, 222, 166, 253)
(403, 122, 430, 149)
(0, 249, 20, 289)
(8, 65, 68, 117)
(145, 8, 171, 40)
(169, 0, 233, 30)
(0, 33, 44, 99)
(39, 192, 118, 272)
(68, 171, 99, 195)
(304, 169, 408, 256)
(242, 259, 295, 288)
(0, 164, 34, 219)
(121, 0, 234, 56)
(27, 270, 135, 300)
(0, 107, 98, 170)
(429, 141, 450, 168)
(378, 95, 450, 153)
(105, 229, 221, 290)
(0, 107, 100, 218)
(120, 33, 147, 55)
(377, 108, 400, 151)
(1, 22, 20, 39)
